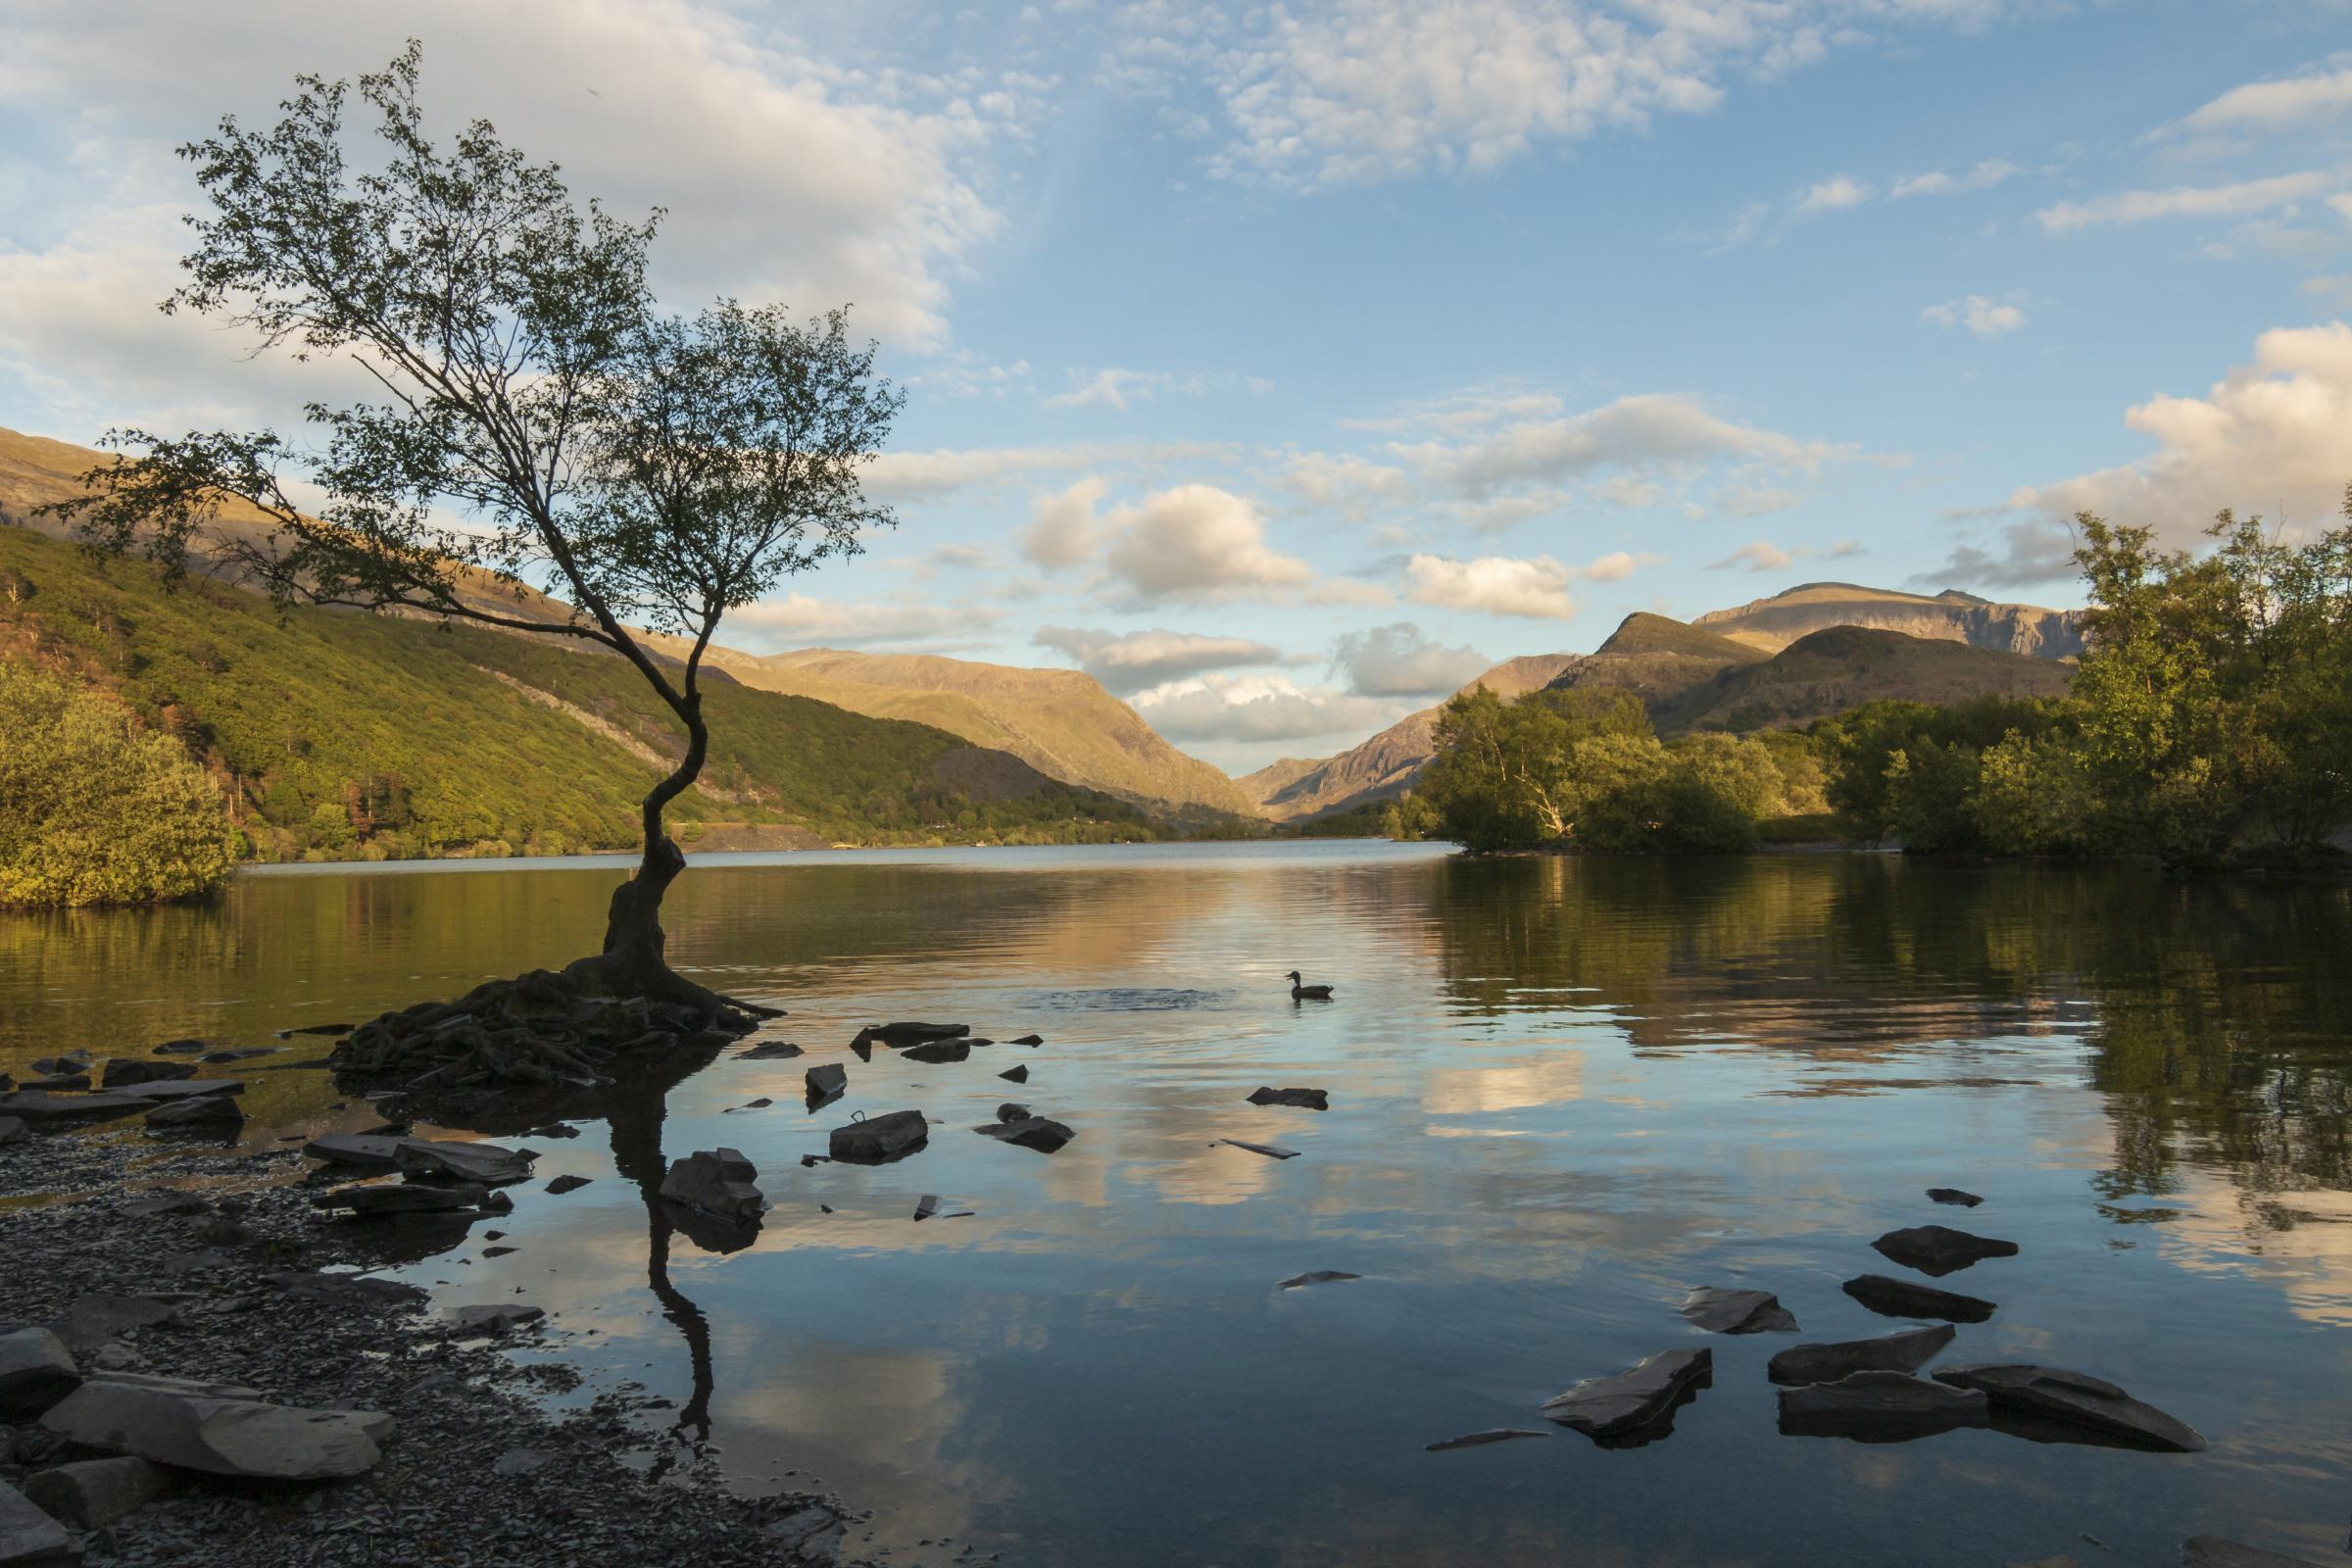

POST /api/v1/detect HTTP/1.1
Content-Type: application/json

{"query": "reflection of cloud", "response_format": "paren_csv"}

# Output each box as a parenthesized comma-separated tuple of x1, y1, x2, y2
(1421, 1053, 1584, 1115)
(2159, 1172, 2352, 1328)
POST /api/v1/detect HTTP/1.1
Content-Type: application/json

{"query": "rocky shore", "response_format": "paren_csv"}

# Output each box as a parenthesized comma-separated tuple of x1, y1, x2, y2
(0, 1131, 864, 1568)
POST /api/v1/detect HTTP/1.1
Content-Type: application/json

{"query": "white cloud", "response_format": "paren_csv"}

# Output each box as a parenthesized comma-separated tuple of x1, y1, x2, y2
(2161, 64, 2352, 142)
(1102, 483, 1315, 603)
(1045, 368, 1172, 411)
(1020, 477, 1109, 569)
(727, 592, 997, 651)
(1719, 483, 1803, 515)
(1130, 671, 1398, 747)
(1278, 451, 1413, 514)
(2037, 170, 2348, 234)
(865, 439, 1234, 502)
(2302, 273, 2352, 311)
(1923, 292, 2029, 338)
(1033, 624, 1282, 692)
(1392, 392, 1846, 500)
(1332, 623, 1493, 697)
(1708, 540, 1794, 572)
(1580, 549, 1663, 582)
(1794, 174, 1871, 216)
(2008, 319, 2352, 545)
(1404, 554, 1578, 618)
(1890, 159, 2020, 199)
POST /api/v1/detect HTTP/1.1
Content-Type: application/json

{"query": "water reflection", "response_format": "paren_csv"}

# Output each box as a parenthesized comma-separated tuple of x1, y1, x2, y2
(5, 844, 2352, 1566)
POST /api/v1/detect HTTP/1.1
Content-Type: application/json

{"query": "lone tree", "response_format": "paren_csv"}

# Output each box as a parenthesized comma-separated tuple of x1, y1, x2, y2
(44, 44, 901, 1019)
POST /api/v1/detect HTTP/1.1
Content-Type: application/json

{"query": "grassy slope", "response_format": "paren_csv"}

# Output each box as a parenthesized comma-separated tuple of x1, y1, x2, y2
(0, 524, 1162, 857)
(1656, 625, 2076, 734)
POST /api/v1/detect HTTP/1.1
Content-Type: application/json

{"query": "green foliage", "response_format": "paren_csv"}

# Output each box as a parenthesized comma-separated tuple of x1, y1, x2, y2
(0, 664, 236, 906)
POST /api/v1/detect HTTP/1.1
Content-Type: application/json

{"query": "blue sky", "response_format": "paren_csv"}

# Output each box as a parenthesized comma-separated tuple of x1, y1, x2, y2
(5, 1, 2352, 769)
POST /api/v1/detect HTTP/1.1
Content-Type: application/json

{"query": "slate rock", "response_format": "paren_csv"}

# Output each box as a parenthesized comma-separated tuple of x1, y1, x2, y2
(2180, 1540, 2328, 1568)
(1872, 1224, 2021, 1277)
(660, 1148, 764, 1220)
(1425, 1429, 1546, 1451)
(805, 1063, 848, 1102)
(447, 1304, 544, 1335)
(1768, 1324, 1955, 1386)
(0, 1117, 24, 1148)
(1542, 1348, 1712, 1443)
(152, 1040, 211, 1055)
(829, 1110, 929, 1164)
(853, 1022, 969, 1048)
(41, 1373, 393, 1480)
(27, 1054, 89, 1077)
(199, 1048, 279, 1064)
(1931, 1363, 2205, 1451)
(765, 1503, 846, 1559)
(998, 1064, 1029, 1083)
(0, 1093, 147, 1125)
(45, 1297, 177, 1356)
(103, 1079, 243, 1102)
(0, 1330, 79, 1420)
(303, 1135, 406, 1169)
(0, 1482, 76, 1568)
(392, 1138, 535, 1187)
(99, 1059, 194, 1088)
(901, 1039, 970, 1064)
(738, 1041, 806, 1060)
(1215, 1139, 1298, 1159)
(316, 1181, 490, 1217)
(997, 1102, 1032, 1122)
(491, 1447, 555, 1477)
(143, 1095, 246, 1131)
(1010, 1034, 1044, 1046)
(1926, 1187, 1984, 1206)
(1777, 1370, 1989, 1441)
(1843, 1273, 1996, 1323)
(974, 1115, 1076, 1152)
(1248, 1087, 1329, 1109)
(1277, 1271, 1360, 1290)
(266, 1271, 426, 1309)
(546, 1174, 593, 1196)
(1681, 1287, 1798, 1334)
(21, 1457, 178, 1529)
(20, 1077, 89, 1094)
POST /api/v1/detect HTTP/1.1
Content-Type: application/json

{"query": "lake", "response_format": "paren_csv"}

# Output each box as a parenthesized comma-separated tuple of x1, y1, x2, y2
(6, 840, 2351, 1566)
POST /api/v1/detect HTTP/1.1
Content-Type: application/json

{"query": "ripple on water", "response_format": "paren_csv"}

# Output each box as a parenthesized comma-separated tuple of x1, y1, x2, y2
(1020, 987, 1232, 1012)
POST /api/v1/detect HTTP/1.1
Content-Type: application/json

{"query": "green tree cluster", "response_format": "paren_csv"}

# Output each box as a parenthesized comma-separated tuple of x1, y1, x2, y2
(1823, 507, 2352, 867)
(0, 664, 237, 906)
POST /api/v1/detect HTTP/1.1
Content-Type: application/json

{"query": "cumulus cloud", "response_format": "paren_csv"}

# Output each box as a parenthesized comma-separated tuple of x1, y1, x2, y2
(1794, 174, 1871, 215)
(1033, 624, 1281, 692)
(1392, 392, 1845, 501)
(1020, 477, 1108, 569)
(1890, 159, 2020, 199)
(1708, 540, 1794, 572)
(2007, 319, 2352, 544)
(1101, 483, 1315, 603)
(1404, 554, 1578, 618)
(2160, 63, 2352, 142)
(1046, 368, 1172, 412)
(1332, 623, 1493, 697)
(2037, 170, 2348, 234)
(1923, 293, 2029, 338)
(1581, 549, 1663, 581)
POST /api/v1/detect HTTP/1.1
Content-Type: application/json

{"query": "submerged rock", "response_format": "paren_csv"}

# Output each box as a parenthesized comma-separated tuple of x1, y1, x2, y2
(1542, 1348, 1712, 1444)
(0, 1329, 79, 1420)
(1681, 1287, 1799, 1334)
(738, 1041, 805, 1060)
(1010, 1034, 1044, 1046)
(316, 1181, 490, 1217)
(546, 1174, 593, 1196)
(804, 1063, 848, 1103)
(447, 1304, 544, 1335)
(2180, 1539, 2328, 1567)
(1871, 1224, 2021, 1277)
(974, 1111, 1076, 1152)
(1248, 1087, 1330, 1109)
(22, 1457, 178, 1529)
(1768, 1324, 1955, 1386)
(901, 1039, 971, 1064)
(1777, 1371, 1989, 1441)
(660, 1149, 764, 1221)
(1842, 1273, 1996, 1323)
(1277, 1271, 1360, 1290)
(829, 1109, 930, 1164)
(1931, 1363, 2205, 1451)
(98, 1059, 194, 1088)
(42, 1372, 393, 1480)
(0, 1482, 75, 1567)
(1214, 1139, 1298, 1160)
(853, 1022, 969, 1048)
(1926, 1188, 1984, 1207)
(1425, 1429, 1546, 1451)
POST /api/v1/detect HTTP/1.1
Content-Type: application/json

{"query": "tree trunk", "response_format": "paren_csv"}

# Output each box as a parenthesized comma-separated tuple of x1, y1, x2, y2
(579, 697, 727, 1012)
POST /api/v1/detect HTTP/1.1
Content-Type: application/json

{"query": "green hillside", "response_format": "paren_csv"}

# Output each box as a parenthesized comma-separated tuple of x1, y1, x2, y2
(1656, 624, 2075, 735)
(0, 524, 1164, 858)
(1592, 611, 1764, 662)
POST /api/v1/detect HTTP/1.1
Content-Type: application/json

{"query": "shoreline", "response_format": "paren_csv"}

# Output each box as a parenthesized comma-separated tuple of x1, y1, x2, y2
(0, 1128, 882, 1568)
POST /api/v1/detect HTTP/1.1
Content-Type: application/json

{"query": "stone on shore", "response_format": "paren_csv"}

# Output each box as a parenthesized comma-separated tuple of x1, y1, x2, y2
(1542, 1348, 1712, 1443)
(266, 1272, 426, 1309)
(392, 1138, 535, 1187)
(0, 1093, 149, 1125)
(0, 1482, 76, 1568)
(2180, 1539, 2329, 1567)
(1768, 1324, 1955, 1386)
(1680, 1287, 1798, 1334)
(1871, 1224, 2021, 1277)
(660, 1149, 764, 1221)
(1776, 1370, 1989, 1441)
(21, 1458, 178, 1529)
(27, 1054, 89, 1078)
(1842, 1273, 1996, 1323)
(303, 1133, 406, 1170)
(804, 1063, 848, 1102)
(829, 1110, 929, 1164)
(0, 1118, 24, 1148)
(44, 1297, 178, 1356)
(41, 1373, 393, 1480)
(101, 1080, 243, 1103)
(143, 1095, 246, 1131)
(315, 1181, 490, 1216)
(1928, 1187, 1984, 1207)
(1248, 1087, 1329, 1109)
(0, 1330, 79, 1420)
(1931, 1363, 2205, 1451)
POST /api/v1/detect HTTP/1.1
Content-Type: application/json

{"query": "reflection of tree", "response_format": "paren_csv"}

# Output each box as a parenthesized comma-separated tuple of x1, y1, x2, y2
(1425, 854, 2352, 1222)
(603, 1059, 724, 1446)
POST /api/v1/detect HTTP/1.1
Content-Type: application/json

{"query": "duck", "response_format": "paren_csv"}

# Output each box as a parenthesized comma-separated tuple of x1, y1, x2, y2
(1285, 970, 1335, 1002)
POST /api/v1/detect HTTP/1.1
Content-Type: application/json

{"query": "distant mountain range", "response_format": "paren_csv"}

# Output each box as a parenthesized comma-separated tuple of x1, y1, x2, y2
(1692, 581, 2085, 659)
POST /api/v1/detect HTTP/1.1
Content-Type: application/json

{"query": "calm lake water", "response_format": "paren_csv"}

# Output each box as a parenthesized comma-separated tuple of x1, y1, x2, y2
(7, 841, 2352, 1566)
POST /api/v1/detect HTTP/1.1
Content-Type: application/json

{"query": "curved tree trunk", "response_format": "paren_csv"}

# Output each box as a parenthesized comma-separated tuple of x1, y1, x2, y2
(574, 697, 734, 1014)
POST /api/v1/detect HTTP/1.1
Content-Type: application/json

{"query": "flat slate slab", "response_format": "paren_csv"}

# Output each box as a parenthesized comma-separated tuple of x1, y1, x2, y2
(1932, 1363, 2205, 1451)
(1871, 1224, 2021, 1277)
(42, 1373, 393, 1480)
(1542, 1348, 1711, 1444)
(737, 1041, 805, 1060)
(1777, 1370, 1989, 1442)
(1927, 1187, 1984, 1207)
(1769, 1324, 1955, 1386)
(1214, 1139, 1298, 1160)
(0, 1329, 79, 1420)
(1425, 1429, 1546, 1452)
(973, 1114, 1075, 1152)
(1681, 1287, 1798, 1334)
(0, 1480, 76, 1567)
(1277, 1271, 1360, 1291)
(1247, 1087, 1329, 1109)
(853, 1022, 969, 1048)
(1842, 1273, 1996, 1323)
(0, 1092, 150, 1124)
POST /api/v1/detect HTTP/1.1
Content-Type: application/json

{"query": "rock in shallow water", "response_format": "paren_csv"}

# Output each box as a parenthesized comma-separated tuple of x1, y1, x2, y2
(1931, 1363, 2205, 1451)
(974, 1113, 1076, 1152)
(1769, 1324, 1955, 1386)
(901, 1039, 971, 1064)
(1425, 1429, 1546, 1451)
(660, 1148, 764, 1221)
(2180, 1539, 2328, 1567)
(853, 1022, 968, 1048)
(1842, 1273, 1996, 1323)
(143, 1095, 246, 1131)
(99, 1058, 194, 1088)
(829, 1109, 929, 1164)
(1247, 1087, 1329, 1109)
(1777, 1370, 1989, 1441)
(1681, 1287, 1798, 1334)
(1871, 1224, 2021, 1277)
(1214, 1139, 1298, 1160)
(737, 1041, 805, 1060)
(1543, 1348, 1712, 1444)
(0, 1329, 79, 1420)
(41, 1373, 393, 1480)
(1277, 1270, 1360, 1290)
(1926, 1187, 1984, 1206)
(804, 1063, 847, 1102)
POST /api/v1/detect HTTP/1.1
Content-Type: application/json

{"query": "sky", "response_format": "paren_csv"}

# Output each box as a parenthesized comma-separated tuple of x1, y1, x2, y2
(5, 1, 2352, 772)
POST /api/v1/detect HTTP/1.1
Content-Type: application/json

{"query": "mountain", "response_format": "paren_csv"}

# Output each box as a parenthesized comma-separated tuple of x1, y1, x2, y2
(710, 647, 1255, 817)
(0, 522, 1166, 858)
(1691, 582, 2084, 660)
(1240, 654, 1578, 821)
(1544, 612, 1765, 709)
(1653, 624, 2076, 733)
